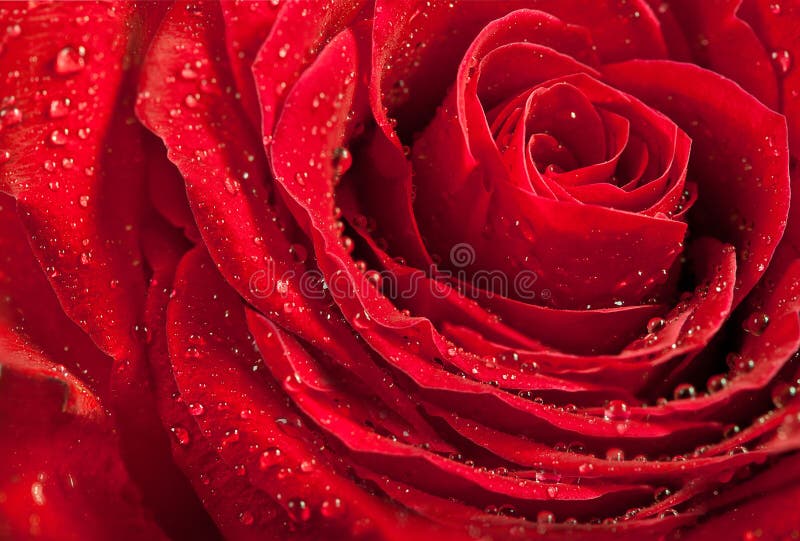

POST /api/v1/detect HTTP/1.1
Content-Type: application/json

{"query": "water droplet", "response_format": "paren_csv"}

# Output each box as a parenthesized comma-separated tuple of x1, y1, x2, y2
(180, 66, 198, 80)
(48, 98, 70, 118)
(769, 2, 782, 15)
(259, 447, 283, 471)
(320, 497, 346, 519)
(723, 424, 741, 439)
(659, 508, 679, 519)
(6, 24, 21, 37)
(646, 317, 666, 334)
(31, 482, 45, 505)
(771, 49, 792, 75)
(0, 106, 22, 126)
(706, 374, 728, 393)
(605, 448, 625, 461)
(189, 402, 205, 416)
(535, 470, 562, 483)
(604, 400, 630, 421)
(536, 510, 555, 524)
(239, 511, 254, 525)
(771, 383, 797, 408)
(50, 129, 67, 146)
(224, 178, 240, 194)
(54, 45, 86, 75)
(673, 383, 696, 400)
(726, 352, 755, 374)
(654, 487, 672, 502)
(743, 312, 769, 336)
(184, 94, 199, 108)
(171, 426, 190, 445)
(0, 150, 9, 163)
(332, 147, 352, 176)
(286, 498, 311, 522)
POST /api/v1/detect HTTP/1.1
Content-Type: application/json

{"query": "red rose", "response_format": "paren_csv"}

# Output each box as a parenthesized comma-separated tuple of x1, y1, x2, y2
(2, 1, 800, 539)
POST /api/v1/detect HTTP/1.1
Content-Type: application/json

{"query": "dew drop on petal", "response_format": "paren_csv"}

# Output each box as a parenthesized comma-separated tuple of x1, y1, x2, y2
(604, 400, 630, 421)
(706, 374, 728, 393)
(54, 45, 86, 75)
(646, 317, 666, 334)
(258, 447, 283, 471)
(50, 129, 67, 146)
(536, 511, 555, 524)
(771, 383, 797, 408)
(654, 487, 672, 502)
(673, 383, 696, 400)
(286, 498, 311, 522)
(171, 426, 190, 445)
(332, 146, 352, 176)
(48, 98, 70, 118)
(0, 107, 22, 126)
(189, 402, 205, 416)
(743, 312, 770, 336)
(180, 66, 198, 80)
(771, 49, 793, 75)
(320, 497, 346, 519)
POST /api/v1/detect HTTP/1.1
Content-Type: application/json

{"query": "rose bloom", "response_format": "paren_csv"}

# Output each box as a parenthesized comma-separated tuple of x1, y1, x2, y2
(1, 0, 800, 539)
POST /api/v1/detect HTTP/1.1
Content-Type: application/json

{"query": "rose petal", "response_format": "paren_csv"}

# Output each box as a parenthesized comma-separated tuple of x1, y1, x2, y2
(0, 332, 167, 541)
(604, 59, 791, 305)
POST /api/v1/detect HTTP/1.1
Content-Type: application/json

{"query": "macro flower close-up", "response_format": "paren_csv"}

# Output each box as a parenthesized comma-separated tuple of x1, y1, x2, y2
(2, 0, 800, 539)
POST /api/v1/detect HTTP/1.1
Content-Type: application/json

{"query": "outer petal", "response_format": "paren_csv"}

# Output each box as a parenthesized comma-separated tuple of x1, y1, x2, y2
(0, 1, 146, 361)
(604, 60, 791, 305)
(0, 331, 167, 541)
